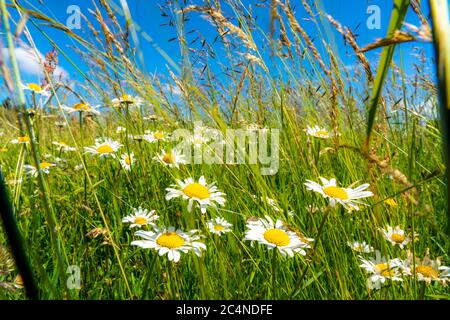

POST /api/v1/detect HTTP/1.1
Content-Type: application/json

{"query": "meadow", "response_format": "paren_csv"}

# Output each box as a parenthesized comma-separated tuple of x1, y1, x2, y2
(0, 0, 449, 300)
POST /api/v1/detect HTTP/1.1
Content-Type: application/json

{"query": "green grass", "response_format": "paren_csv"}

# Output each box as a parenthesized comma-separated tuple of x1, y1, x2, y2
(0, 0, 449, 300)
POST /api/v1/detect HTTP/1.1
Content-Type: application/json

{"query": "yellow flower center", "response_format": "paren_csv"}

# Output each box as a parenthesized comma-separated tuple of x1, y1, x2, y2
(316, 130, 328, 137)
(154, 131, 165, 140)
(263, 229, 290, 246)
(214, 225, 224, 231)
(18, 136, 30, 143)
(74, 103, 88, 111)
(374, 263, 394, 277)
(27, 83, 41, 92)
(134, 217, 147, 225)
(415, 265, 439, 279)
(39, 162, 53, 170)
(391, 233, 405, 243)
(96, 145, 114, 154)
(156, 232, 185, 249)
(124, 155, 132, 165)
(323, 186, 349, 200)
(122, 94, 134, 102)
(162, 153, 174, 164)
(183, 183, 210, 200)
(0, 147, 8, 152)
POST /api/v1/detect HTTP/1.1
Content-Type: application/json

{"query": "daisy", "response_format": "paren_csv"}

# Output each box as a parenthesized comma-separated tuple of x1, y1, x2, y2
(24, 161, 56, 177)
(206, 217, 232, 236)
(131, 226, 206, 262)
(359, 251, 403, 290)
(62, 103, 100, 115)
(304, 177, 373, 212)
(84, 138, 122, 158)
(305, 125, 331, 139)
(243, 216, 313, 257)
(143, 130, 169, 143)
(10, 135, 30, 144)
(52, 141, 76, 152)
(119, 152, 135, 171)
(380, 226, 409, 249)
(122, 207, 158, 229)
(21, 82, 50, 96)
(153, 149, 187, 168)
(165, 176, 226, 213)
(400, 250, 450, 284)
(111, 94, 143, 108)
(347, 241, 374, 253)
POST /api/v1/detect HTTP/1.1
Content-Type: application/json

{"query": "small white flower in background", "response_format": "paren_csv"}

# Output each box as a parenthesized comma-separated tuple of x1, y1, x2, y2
(131, 226, 206, 263)
(380, 226, 410, 249)
(112, 94, 143, 108)
(399, 250, 450, 284)
(62, 103, 100, 114)
(21, 82, 50, 96)
(54, 121, 67, 128)
(165, 176, 226, 214)
(143, 115, 159, 121)
(347, 241, 374, 253)
(74, 164, 84, 171)
(120, 153, 135, 171)
(304, 177, 373, 212)
(359, 251, 403, 290)
(10, 135, 30, 144)
(153, 149, 187, 168)
(143, 130, 168, 143)
(52, 141, 76, 152)
(305, 125, 331, 139)
(24, 161, 56, 177)
(116, 126, 127, 134)
(84, 138, 122, 158)
(122, 207, 159, 229)
(0, 132, 4, 137)
(243, 215, 313, 257)
(206, 217, 233, 236)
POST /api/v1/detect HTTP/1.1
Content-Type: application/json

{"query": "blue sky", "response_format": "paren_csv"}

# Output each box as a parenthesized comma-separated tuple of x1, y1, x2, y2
(1, 0, 436, 98)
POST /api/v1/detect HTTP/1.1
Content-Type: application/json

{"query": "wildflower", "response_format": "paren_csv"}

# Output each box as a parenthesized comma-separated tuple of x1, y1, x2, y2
(143, 130, 168, 143)
(153, 149, 186, 168)
(24, 161, 56, 177)
(21, 82, 49, 96)
(10, 135, 30, 144)
(380, 226, 410, 249)
(304, 177, 373, 212)
(400, 250, 450, 284)
(305, 125, 331, 139)
(206, 217, 232, 236)
(359, 251, 403, 290)
(120, 152, 135, 171)
(384, 198, 398, 208)
(347, 241, 374, 253)
(84, 138, 122, 158)
(165, 176, 226, 213)
(52, 141, 76, 152)
(243, 216, 313, 257)
(122, 207, 158, 229)
(62, 103, 100, 115)
(131, 227, 206, 262)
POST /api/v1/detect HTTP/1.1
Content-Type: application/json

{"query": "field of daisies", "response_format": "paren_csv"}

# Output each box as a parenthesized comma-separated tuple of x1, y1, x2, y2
(1, 0, 450, 300)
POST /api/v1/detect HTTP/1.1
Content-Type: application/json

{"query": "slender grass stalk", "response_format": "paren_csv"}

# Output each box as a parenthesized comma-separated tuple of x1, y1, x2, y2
(429, 0, 450, 236)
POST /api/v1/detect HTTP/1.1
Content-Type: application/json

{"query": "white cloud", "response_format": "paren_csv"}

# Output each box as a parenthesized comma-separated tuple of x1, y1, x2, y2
(1, 43, 69, 80)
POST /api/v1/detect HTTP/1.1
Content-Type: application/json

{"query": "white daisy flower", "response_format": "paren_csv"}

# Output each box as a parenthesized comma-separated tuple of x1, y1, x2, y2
(21, 82, 50, 96)
(131, 226, 206, 262)
(243, 216, 313, 257)
(153, 149, 187, 168)
(52, 141, 76, 152)
(165, 176, 226, 214)
(305, 125, 331, 139)
(206, 217, 232, 236)
(380, 226, 409, 249)
(400, 250, 450, 284)
(62, 103, 100, 115)
(10, 135, 30, 144)
(111, 94, 143, 108)
(304, 177, 373, 212)
(24, 161, 56, 177)
(359, 251, 403, 290)
(122, 207, 158, 229)
(143, 130, 168, 143)
(347, 241, 374, 253)
(120, 152, 135, 171)
(84, 138, 122, 158)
